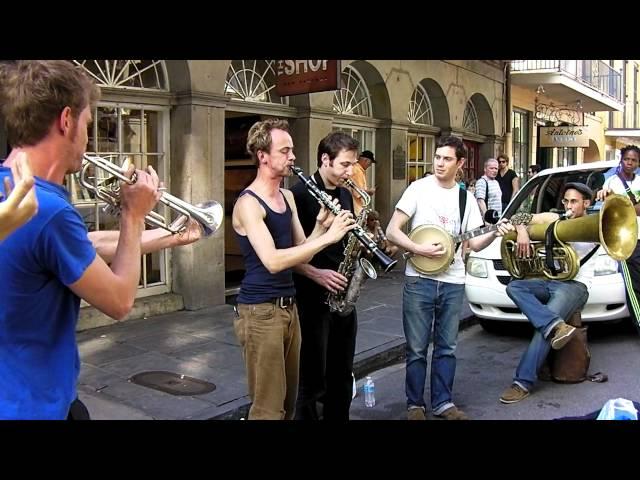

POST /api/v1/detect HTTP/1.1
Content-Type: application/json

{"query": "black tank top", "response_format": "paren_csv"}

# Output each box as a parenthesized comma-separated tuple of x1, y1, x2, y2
(236, 189, 296, 304)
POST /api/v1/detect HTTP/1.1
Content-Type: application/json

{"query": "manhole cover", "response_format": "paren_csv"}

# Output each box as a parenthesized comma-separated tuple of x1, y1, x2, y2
(129, 371, 216, 396)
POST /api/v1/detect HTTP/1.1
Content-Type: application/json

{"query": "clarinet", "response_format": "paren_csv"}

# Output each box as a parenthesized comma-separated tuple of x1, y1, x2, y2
(290, 166, 397, 272)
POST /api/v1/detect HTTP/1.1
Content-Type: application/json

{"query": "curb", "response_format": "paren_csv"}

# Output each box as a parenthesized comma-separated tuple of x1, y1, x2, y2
(209, 314, 477, 420)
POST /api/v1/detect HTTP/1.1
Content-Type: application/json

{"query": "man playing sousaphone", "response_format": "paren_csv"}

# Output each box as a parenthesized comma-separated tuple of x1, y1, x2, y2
(499, 182, 599, 404)
(386, 136, 513, 420)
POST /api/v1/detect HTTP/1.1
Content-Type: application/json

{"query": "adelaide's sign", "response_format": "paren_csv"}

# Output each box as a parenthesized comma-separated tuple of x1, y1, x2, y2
(539, 126, 589, 148)
(275, 60, 341, 96)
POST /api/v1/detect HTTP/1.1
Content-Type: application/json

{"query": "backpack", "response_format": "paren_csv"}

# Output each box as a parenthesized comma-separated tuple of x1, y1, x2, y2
(547, 311, 599, 384)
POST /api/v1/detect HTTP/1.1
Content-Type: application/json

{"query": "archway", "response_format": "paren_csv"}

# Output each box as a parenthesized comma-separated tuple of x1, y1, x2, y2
(584, 139, 601, 163)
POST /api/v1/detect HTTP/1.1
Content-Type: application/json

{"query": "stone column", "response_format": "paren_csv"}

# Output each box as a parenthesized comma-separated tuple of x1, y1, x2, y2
(289, 109, 333, 175)
(376, 123, 409, 226)
(480, 134, 502, 161)
(170, 95, 228, 309)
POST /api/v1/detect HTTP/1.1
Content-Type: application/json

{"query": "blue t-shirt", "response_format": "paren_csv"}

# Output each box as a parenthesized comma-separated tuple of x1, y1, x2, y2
(0, 167, 96, 419)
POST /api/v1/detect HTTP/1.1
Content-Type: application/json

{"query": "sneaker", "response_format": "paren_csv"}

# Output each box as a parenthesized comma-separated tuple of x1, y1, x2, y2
(407, 406, 426, 420)
(499, 383, 530, 404)
(549, 321, 577, 350)
(435, 406, 469, 420)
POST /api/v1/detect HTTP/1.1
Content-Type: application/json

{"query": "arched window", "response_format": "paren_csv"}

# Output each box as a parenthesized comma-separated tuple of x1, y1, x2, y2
(73, 60, 168, 91)
(408, 85, 433, 125)
(333, 65, 372, 116)
(72, 59, 171, 296)
(225, 60, 286, 104)
(463, 100, 479, 134)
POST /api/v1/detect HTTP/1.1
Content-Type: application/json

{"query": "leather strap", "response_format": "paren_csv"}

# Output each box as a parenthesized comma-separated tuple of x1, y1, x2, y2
(544, 220, 560, 275)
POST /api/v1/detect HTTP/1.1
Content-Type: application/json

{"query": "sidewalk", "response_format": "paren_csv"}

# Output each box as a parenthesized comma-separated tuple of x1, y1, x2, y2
(77, 270, 475, 420)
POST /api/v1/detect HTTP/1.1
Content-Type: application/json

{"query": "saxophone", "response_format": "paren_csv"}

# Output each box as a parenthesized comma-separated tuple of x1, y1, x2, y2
(327, 179, 378, 317)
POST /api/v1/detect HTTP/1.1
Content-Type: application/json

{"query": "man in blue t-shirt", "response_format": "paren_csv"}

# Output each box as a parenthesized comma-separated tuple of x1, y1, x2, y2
(0, 60, 201, 420)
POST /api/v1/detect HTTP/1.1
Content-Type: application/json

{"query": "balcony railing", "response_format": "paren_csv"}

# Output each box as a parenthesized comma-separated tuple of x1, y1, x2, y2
(510, 60, 622, 103)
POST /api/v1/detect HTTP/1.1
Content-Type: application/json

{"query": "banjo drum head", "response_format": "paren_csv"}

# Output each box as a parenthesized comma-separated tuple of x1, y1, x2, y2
(408, 224, 455, 275)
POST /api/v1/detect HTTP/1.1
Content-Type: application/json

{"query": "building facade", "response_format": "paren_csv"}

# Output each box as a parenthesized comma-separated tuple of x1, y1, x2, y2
(598, 60, 640, 160)
(0, 60, 508, 328)
(508, 60, 624, 182)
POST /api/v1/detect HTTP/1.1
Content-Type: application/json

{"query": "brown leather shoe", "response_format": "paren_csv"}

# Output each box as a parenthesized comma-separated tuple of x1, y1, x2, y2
(435, 406, 469, 420)
(550, 321, 577, 350)
(407, 407, 426, 420)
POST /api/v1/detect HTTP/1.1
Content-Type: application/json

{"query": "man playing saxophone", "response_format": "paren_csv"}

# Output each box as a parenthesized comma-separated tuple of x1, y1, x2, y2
(499, 182, 596, 404)
(291, 132, 361, 420)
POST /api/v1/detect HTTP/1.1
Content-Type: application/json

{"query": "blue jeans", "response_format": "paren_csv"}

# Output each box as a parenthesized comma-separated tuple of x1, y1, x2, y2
(506, 279, 589, 390)
(403, 276, 465, 414)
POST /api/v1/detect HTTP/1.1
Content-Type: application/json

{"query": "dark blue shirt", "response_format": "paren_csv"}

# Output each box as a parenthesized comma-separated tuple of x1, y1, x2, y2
(0, 167, 96, 419)
(236, 189, 296, 304)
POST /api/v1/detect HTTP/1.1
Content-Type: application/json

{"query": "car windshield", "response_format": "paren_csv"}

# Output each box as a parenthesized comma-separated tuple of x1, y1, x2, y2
(502, 165, 622, 218)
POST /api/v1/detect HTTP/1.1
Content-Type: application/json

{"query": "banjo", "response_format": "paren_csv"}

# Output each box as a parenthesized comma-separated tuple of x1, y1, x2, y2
(402, 222, 500, 275)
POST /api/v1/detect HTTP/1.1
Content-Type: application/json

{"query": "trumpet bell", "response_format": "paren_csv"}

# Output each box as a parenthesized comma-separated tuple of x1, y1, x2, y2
(192, 200, 224, 237)
(80, 154, 223, 238)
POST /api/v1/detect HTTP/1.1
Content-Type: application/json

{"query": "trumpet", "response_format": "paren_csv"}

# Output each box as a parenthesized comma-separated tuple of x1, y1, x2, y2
(79, 154, 223, 237)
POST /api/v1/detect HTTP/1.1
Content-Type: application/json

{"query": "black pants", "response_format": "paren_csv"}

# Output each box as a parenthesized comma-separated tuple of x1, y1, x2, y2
(622, 240, 640, 334)
(66, 398, 91, 420)
(294, 292, 357, 421)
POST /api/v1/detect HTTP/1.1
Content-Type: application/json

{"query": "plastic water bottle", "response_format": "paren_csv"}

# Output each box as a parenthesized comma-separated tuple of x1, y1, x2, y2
(364, 376, 375, 408)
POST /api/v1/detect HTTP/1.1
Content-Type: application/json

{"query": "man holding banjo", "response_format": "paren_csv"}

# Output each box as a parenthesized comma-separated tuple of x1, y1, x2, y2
(386, 136, 512, 420)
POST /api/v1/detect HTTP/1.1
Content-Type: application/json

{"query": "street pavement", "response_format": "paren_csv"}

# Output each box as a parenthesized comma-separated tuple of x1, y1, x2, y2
(78, 268, 457, 420)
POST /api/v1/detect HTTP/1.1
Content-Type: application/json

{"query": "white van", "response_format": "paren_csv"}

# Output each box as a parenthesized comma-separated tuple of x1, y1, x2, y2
(465, 160, 631, 331)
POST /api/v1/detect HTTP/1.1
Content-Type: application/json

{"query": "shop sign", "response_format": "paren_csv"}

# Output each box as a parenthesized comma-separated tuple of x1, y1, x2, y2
(539, 126, 589, 148)
(275, 60, 340, 96)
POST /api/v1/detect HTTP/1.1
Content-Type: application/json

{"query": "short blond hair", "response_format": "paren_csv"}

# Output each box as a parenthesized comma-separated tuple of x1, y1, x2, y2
(246, 118, 290, 166)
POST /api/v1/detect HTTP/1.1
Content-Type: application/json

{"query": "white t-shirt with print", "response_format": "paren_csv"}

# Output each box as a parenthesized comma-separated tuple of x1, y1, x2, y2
(395, 175, 483, 284)
(602, 174, 640, 235)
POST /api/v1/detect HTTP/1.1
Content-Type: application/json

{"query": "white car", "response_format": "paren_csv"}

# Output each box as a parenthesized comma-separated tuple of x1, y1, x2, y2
(465, 160, 632, 331)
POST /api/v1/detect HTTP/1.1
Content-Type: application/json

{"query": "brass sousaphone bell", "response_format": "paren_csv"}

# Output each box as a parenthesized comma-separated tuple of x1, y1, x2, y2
(501, 194, 638, 280)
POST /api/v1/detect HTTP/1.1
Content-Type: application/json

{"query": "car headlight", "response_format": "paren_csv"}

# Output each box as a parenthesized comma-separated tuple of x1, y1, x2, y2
(467, 257, 488, 278)
(594, 254, 619, 276)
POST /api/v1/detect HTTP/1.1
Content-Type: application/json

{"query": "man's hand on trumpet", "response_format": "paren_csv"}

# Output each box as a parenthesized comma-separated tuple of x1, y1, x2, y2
(119, 163, 162, 223)
(168, 216, 204, 247)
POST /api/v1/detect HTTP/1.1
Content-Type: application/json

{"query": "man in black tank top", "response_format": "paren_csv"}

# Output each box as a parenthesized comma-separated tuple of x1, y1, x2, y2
(232, 119, 355, 420)
(291, 132, 360, 421)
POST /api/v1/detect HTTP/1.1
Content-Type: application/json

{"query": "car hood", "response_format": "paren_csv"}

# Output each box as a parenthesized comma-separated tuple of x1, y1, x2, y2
(469, 235, 502, 260)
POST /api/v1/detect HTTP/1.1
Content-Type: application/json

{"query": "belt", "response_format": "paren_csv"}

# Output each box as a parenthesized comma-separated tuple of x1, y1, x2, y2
(271, 296, 296, 309)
